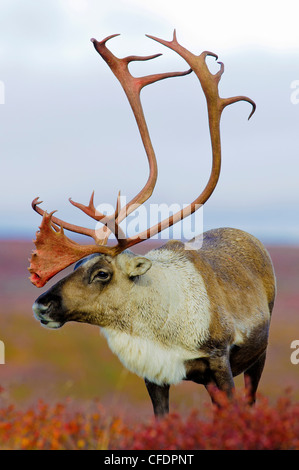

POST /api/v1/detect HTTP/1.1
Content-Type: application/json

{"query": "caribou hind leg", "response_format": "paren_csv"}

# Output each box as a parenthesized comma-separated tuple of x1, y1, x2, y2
(244, 351, 267, 405)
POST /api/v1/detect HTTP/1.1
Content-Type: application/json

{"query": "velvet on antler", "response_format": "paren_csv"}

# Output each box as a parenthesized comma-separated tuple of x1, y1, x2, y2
(29, 31, 255, 288)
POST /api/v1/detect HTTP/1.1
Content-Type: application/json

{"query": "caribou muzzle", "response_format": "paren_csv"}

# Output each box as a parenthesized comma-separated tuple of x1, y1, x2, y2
(32, 291, 66, 329)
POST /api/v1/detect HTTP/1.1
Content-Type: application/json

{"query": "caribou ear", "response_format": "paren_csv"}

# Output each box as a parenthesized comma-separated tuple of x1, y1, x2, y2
(126, 257, 152, 278)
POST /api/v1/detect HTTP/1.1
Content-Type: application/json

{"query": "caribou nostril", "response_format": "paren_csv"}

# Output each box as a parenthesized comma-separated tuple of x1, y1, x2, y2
(32, 301, 53, 318)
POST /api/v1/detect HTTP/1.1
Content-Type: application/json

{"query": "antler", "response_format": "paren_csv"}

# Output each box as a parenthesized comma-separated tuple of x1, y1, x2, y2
(77, 34, 192, 243)
(29, 31, 255, 288)
(29, 33, 191, 287)
(119, 30, 256, 245)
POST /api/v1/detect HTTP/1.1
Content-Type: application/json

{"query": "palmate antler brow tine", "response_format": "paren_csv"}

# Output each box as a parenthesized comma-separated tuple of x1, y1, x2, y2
(30, 196, 127, 287)
(32, 194, 126, 244)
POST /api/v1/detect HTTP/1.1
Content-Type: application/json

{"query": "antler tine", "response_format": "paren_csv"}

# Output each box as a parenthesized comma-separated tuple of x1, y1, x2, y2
(69, 190, 96, 219)
(222, 95, 256, 120)
(113, 190, 127, 246)
(147, 30, 256, 119)
(33, 191, 126, 245)
(32, 197, 98, 242)
(69, 191, 120, 242)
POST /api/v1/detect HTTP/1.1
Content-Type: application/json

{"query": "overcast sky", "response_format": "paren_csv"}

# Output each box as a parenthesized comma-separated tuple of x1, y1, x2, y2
(1, 0, 299, 244)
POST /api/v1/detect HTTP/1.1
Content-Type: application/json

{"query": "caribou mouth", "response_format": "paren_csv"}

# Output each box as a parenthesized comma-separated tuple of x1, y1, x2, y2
(39, 319, 64, 329)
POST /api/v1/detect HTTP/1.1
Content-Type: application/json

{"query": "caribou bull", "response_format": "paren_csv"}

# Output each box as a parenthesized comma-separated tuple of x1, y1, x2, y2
(30, 32, 276, 416)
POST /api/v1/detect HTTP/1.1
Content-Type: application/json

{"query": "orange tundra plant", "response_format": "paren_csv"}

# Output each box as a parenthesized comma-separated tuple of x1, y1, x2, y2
(0, 388, 299, 450)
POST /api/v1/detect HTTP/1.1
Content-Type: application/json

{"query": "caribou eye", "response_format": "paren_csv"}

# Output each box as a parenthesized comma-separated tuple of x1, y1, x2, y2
(90, 269, 111, 283)
(96, 271, 109, 279)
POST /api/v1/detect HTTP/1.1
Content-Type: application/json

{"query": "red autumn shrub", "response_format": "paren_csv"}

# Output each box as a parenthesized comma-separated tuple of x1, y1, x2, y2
(119, 391, 299, 450)
(0, 396, 128, 450)
(0, 388, 298, 450)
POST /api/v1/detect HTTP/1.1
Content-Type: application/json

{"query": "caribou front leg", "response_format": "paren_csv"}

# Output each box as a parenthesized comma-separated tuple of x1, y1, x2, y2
(144, 379, 170, 417)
